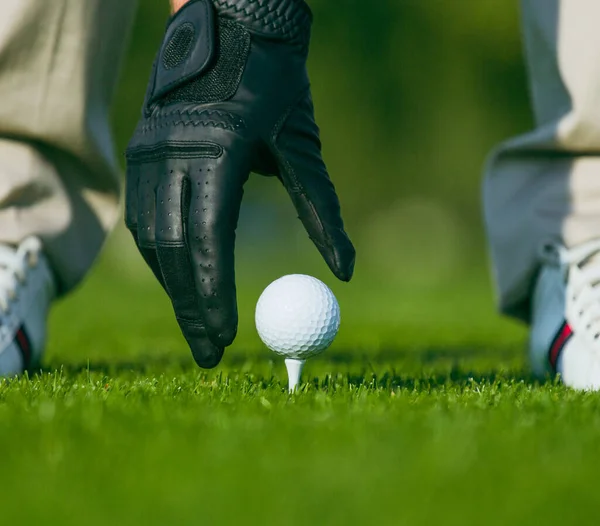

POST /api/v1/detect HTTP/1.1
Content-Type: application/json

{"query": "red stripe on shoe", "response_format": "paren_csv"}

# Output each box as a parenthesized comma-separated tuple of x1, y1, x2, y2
(549, 321, 573, 373)
(15, 326, 32, 370)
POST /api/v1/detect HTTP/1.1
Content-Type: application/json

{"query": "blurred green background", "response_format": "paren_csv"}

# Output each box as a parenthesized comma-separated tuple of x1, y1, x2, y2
(81, 0, 532, 361)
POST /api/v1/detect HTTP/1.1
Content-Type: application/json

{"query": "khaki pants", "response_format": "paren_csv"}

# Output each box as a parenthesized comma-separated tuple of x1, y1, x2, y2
(485, 0, 600, 321)
(0, 0, 599, 321)
(0, 0, 136, 294)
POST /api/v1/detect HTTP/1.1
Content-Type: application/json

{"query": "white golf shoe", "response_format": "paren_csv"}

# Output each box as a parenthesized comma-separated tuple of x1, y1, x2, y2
(530, 239, 600, 390)
(0, 237, 55, 377)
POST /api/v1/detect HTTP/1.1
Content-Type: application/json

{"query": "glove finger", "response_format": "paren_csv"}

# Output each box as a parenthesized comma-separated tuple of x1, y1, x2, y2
(124, 166, 139, 234)
(125, 164, 167, 290)
(132, 231, 168, 292)
(155, 164, 224, 369)
(187, 146, 251, 348)
(274, 92, 356, 282)
(136, 167, 158, 249)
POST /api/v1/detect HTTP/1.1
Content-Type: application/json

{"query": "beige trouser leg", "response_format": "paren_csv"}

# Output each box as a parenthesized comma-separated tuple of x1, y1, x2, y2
(484, 0, 600, 322)
(0, 0, 137, 294)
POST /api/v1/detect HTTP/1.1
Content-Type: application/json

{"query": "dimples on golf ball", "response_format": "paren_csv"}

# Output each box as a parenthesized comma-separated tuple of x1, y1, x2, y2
(255, 275, 340, 359)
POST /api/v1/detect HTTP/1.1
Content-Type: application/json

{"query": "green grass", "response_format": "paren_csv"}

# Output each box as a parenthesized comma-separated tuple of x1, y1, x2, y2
(1, 239, 598, 526)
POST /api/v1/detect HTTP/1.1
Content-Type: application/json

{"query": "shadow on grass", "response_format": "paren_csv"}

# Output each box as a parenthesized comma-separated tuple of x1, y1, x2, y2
(41, 344, 538, 388)
(321, 345, 537, 388)
(335, 368, 538, 391)
(41, 355, 196, 376)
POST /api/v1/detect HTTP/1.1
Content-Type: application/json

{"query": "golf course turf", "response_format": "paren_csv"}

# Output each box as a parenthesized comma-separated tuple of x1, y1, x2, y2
(0, 240, 598, 525)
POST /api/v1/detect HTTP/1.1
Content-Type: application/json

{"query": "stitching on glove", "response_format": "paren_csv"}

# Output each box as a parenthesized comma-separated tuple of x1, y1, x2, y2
(213, 0, 311, 47)
(176, 317, 206, 329)
(156, 240, 187, 248)
(141, 109, 247, 133)
(127, 141, 223, 163)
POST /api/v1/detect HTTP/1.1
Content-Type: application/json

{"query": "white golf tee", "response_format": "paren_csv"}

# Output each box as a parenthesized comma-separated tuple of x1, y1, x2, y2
(285, 358, 305, 393)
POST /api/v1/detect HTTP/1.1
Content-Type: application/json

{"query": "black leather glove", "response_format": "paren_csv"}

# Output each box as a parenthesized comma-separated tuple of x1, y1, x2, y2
(125, 0, 355, 369)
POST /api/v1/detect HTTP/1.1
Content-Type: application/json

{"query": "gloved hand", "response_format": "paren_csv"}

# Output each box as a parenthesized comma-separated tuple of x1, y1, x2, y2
(125, 0, 355, 368)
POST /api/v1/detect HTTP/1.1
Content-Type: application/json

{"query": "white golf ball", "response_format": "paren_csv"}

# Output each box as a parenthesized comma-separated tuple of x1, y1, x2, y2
(255, 274, 340, 360)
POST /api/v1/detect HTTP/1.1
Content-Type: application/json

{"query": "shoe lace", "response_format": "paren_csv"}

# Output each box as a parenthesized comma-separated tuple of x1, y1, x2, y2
(554, 239, 600, 342)
(0, 242, 39, 315)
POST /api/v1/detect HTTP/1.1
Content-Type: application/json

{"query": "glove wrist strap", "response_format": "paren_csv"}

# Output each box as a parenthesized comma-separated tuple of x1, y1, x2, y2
(149, 0, 217, 106)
